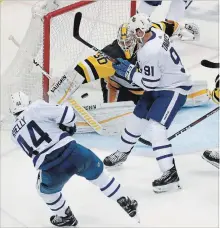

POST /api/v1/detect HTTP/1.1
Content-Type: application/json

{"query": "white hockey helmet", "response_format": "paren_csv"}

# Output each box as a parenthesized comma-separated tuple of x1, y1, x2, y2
(128, 13, 152, 39)
(10, 91, 30, 115)
(117, 23, 137, 59)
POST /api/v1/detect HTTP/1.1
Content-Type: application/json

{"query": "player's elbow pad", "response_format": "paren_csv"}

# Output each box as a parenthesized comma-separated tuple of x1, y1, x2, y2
(59, 106, 76, 127)
(59, 124, 76, 136)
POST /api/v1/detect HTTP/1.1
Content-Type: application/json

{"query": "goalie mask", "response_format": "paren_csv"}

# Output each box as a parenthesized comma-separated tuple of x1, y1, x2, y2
(117, 23, 137, 59)
(10, 91, 30, 115)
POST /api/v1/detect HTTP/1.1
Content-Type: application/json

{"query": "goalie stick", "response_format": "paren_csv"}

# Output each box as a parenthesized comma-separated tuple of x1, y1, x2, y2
(139, 106, 220, 146)
(201, 60, 220, 69)
(73, 12, 117, 63)
(73, 12, 220, 146)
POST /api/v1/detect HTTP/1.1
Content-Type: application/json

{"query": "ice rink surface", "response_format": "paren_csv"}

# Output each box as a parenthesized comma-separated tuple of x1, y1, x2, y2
(0, 0, 219, 227)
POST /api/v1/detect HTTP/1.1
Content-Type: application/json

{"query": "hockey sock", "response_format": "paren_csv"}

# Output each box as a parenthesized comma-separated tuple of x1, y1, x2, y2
(38, 191, 69, 217)
(149, 119, 174, 172)
(118, 114, 147, 152)
(137, 1, 157, 16)
(90, 170, 123, 201)
(166, 0, 189, 22)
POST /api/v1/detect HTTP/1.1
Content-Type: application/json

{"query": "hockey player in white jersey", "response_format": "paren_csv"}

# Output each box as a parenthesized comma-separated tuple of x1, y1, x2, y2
(104, 14, 193, 193)
(138, 0, 194, 40)
(138, 0, 193, 20)
(10, 91, 139, 227)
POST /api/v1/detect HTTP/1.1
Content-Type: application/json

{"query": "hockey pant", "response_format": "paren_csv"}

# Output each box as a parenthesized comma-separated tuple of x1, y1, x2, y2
(36, 141, 124, 216)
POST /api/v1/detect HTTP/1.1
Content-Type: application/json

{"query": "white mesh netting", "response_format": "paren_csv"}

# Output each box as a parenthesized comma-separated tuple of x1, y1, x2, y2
(1, 0, 135, 128)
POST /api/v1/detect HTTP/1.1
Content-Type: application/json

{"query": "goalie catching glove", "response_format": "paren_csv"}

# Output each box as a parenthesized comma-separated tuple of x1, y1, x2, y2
(170, 22, 200, 41)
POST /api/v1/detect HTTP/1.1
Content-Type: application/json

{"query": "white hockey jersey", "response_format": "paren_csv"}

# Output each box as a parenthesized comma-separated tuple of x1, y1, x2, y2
(132, 28, 192, 95)
(11, 100, 76, 169)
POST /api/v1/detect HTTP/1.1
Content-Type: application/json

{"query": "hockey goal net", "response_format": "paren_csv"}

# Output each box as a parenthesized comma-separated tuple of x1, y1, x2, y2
(1, 0, 136, 127)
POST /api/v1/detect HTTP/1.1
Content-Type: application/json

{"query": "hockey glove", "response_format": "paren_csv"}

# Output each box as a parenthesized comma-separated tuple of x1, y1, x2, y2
(171, 23, 200, 41)
(59, 124, 76, 136)
(113, 58, 137, 81)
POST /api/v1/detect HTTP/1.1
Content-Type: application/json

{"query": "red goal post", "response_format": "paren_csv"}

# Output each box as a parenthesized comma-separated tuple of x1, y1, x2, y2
(42, 0, 137, 102)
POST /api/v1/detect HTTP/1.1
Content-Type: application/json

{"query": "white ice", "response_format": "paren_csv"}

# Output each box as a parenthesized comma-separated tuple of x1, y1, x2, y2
(1, 0, 219, 227)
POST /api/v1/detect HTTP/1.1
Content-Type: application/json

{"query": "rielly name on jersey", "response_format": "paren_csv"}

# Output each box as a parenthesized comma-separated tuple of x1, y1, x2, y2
(11, 100, 76, 170)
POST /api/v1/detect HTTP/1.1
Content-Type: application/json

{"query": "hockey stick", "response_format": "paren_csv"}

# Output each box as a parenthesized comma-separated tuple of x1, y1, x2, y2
(8, 35, 107, 136)
(139, 106, 220, 146)
(201, 60, 220, 69)
(73, 12, 117, 63)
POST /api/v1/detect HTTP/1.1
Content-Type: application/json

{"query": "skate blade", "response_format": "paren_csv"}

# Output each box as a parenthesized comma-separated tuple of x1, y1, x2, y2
(62, 224, 78, 228)
(134, 212, 140, 224)
(202, 156, 219, 169)
(105, 162, 124, 170)
(153, 181, 182, 194)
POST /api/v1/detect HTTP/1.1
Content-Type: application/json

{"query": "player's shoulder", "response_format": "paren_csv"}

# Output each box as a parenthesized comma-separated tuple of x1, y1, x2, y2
(140, 28, 164, 59)
(27, 99, 55, 115)
(28, 99, 48, 110)
(149, 28, 165, 50)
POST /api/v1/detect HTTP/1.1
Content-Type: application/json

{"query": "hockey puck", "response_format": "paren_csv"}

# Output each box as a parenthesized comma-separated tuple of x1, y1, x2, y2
(81, 93, 88, 98)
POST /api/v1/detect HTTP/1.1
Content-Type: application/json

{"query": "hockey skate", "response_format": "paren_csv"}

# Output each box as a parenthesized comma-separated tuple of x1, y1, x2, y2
(152, 161, 181, 193)
(117, 196, 139, 222)
(50, 207, 78, 227)
(202, 150, 219, 169)
(103, 150, 130, 167)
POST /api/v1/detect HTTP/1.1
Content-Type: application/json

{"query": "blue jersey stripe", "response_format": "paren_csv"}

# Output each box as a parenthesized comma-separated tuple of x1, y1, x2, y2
(60, 106, 68, 124)
(142, 77, 160, 83)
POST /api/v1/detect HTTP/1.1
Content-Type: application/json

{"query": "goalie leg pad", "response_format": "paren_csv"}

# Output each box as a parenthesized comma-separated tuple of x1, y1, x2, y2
(184, 80, 210, 107)
(76, 101, 135, 135)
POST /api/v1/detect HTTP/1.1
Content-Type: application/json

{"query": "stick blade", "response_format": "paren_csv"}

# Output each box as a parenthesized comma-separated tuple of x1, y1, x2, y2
(201, 60, 220, 69)
(73, 12, 82, 38)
